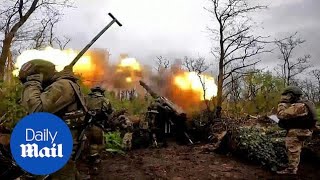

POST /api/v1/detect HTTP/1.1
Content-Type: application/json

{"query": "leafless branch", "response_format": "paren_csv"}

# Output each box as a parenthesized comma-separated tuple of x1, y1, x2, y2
(154, 56, 170, 72)
(0, 0, 73, 80)
(183, 56, 212, 110)
(206, 0, 269, 117)
(274, 32, 310, 85)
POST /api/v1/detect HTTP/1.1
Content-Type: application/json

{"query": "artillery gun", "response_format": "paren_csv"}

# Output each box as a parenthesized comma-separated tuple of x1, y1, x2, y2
(139, 80, 193, 146)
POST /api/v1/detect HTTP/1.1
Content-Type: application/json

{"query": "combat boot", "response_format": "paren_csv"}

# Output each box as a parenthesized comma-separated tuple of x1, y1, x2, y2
(276, 168, 297, 175)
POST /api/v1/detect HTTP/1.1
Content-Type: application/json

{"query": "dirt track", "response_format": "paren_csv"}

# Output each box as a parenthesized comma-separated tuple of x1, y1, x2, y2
(81, 143, 320, 180)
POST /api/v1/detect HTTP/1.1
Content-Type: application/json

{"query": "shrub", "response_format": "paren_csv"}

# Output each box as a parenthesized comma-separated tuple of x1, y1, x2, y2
(104, 131, 125, 154)
(0, 79, 27, 130)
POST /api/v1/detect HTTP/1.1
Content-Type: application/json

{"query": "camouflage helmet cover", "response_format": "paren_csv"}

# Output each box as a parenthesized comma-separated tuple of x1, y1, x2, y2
(18, 59, 56, 82)
(90, 86, 105, 93)
(281, 86, 303, 96)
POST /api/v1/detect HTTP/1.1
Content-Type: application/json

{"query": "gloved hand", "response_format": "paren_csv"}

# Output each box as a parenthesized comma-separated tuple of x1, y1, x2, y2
(59, 65, 75, 77)
(63, 65, 73, 72)
(26, 74, 43, 83)
(19, 62, 35, 82)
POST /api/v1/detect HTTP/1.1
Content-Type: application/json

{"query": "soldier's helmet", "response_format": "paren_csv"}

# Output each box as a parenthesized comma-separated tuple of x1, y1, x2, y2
(19, 59, 56, 82)
(281, 86, 303, 96)
(90, 86, 105, 93)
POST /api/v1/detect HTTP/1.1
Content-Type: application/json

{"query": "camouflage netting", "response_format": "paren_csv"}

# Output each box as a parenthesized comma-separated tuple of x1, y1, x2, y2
(227, 126, 287, 171)
(210, 117, 320, 172)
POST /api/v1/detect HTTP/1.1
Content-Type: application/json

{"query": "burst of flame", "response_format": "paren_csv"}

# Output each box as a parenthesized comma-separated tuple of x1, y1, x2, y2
(174, 72, 218, 100)
(126, 77, 133, 83)
(114, 57, 142, 87)
(117, 58, 141, 71)
(12, 47, 106, 86)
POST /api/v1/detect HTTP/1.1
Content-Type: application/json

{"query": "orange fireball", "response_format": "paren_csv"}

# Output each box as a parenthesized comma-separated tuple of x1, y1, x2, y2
(174, 72, 217, 100)
(13, 47, 108, 86)
(113, 57, 142, 88)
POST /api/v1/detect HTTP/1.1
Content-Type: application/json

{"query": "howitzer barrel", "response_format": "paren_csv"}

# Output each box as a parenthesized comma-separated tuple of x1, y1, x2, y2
(139, 80, 159, 98)
(160, 96, 186, 116)
(139, 80, 185, 116)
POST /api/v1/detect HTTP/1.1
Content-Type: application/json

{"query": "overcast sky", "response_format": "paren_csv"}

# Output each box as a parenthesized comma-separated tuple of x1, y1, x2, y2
(56, 0, 320, 71)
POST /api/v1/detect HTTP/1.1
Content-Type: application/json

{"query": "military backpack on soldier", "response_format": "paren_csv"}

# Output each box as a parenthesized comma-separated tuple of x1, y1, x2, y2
(278, 102, 315, 129)
(277, 86, 317, 130)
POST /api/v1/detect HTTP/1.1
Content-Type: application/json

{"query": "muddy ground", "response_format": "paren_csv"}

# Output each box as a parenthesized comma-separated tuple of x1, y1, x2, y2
(79, 143, 320, 180)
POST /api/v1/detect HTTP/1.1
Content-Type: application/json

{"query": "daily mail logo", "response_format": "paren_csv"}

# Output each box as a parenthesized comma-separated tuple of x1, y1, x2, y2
(10, 113, 73, 175)
(20, 129, 63, 158)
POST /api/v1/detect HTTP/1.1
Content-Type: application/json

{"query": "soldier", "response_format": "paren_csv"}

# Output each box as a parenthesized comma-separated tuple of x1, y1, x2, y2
(142, 98, 190, 147)
(85, 86, 133, 151)
(115, 115, 133, 150)
(84, 86, 113, 173)
(19, 59, 88, 180)
(139, 108, 160, 147)
(276, 86, 317, 175)
(147, 100, 168, 147)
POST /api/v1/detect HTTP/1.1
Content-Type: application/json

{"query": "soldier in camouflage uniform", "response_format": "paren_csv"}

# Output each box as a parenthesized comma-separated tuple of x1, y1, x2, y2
(115, 115, 134, 150)
(139, 108, 160, 147)
(276, 86, 317, 175)
(85, 86, 133, 151)
(19, 59, 87, 180)
(84, 86, 113, 173)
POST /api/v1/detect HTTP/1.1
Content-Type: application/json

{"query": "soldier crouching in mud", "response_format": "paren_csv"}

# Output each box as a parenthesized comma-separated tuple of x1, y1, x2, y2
(276, 86, 318, 175)
(18, 59, 88, 179)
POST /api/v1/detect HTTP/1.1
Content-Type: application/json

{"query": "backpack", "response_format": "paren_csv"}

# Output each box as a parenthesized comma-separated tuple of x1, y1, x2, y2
(278, 101, 316, 129)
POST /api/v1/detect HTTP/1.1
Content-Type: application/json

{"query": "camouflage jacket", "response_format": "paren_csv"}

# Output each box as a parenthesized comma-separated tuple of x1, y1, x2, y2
(277, 95, 316, 130)
(20, 72, 86, 118)
(85, 92, 113, 116)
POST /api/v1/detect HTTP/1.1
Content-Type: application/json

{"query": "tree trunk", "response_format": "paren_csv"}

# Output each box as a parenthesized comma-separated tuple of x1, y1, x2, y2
(0, 34, 14, 81)
(215, 23, 225, 118)
(6, 50, 13, 85)
(216, 69, 223, 117)
(0, 0, 40, 81)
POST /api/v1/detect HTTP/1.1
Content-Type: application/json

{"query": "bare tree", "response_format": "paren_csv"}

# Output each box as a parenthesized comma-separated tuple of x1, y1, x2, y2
(154, 56, 170, 72)
(275, 33, 311, 86)
(0, 0, 73, 81)
(206, 0, 269, 117)
(183, 56, 211, 111)
(30, 14, 71, 49)
(153, 56, 170, 89)
(298, 79, 317, 102)
(54, 36, 71, 50)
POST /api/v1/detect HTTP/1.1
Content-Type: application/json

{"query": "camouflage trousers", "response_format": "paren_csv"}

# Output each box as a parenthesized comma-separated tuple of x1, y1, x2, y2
(285, 129, 312, 172)
(86, 126, 105, 156)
